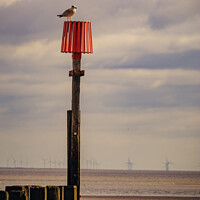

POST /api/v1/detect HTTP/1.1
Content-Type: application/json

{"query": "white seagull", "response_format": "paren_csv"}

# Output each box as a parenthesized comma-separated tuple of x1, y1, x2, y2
(57, 5, 77, 20)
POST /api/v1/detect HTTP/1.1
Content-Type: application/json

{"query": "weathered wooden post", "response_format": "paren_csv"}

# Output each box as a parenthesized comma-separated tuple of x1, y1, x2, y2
(61, 21, 93, 200)
(7, 191, 26, 200)
(6, 186, 29, 200)
(30, 186, 47, 200)
(46, 186, 60, 200)
(0, 191, 9, 200)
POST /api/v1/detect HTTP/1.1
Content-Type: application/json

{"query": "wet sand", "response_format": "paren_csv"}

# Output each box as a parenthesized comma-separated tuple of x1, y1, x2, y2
(1, 168, 200, 199)
(82, 195, 200, 200)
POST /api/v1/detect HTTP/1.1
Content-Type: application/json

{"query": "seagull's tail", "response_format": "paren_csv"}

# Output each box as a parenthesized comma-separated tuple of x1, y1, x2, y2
(57, 15, 62, 18)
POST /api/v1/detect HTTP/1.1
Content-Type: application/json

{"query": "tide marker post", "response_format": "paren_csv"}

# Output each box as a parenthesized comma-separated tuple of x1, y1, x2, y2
(61, 21, 93, 200)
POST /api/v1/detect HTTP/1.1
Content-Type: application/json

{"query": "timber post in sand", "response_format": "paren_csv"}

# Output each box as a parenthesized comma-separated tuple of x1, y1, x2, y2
(61, 21, 93, 199)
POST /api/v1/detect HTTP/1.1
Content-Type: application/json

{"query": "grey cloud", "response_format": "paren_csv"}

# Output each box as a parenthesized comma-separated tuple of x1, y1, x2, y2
(0, 0, 152, 44)
(112, 50, 200, 70)
(0, 0, 62, 44)
(102, 85, 200, 110)
(0, 94, 68, 134)
(136, 50, 200, 70)
(1, 0, 199, 45)
(148, 0, 200, 30)
(81, 69, 200, 116)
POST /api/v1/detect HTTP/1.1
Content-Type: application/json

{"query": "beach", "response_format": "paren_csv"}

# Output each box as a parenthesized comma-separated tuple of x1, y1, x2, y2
(0, 168, 200, 199)
(81, 196, 200, 200)
(82, 196, 200, 200)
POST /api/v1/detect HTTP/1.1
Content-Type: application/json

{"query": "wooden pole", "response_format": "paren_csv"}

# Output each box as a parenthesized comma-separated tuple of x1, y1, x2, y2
(30, 186, 47, 200)
(8, 191, 27, 200)
(68, 54, 82, 200)
(46, 186, 60, 200)
(67, 110, 72, 186)
(71, 57, 81, 198)
(0, 191, 9, 200)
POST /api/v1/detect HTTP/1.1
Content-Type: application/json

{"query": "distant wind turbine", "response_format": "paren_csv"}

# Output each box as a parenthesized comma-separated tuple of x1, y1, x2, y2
(53, 159, 57, 168)
(19, 160, 23, 168)
(25, 160, 30, 168)
(41, 158, 48, 168)
(164, 158, 173, 171)
(49, 158, 53, 168)
(126, 157, 134, 170)
(11, 157, 17, 168)
(7, 159, 10, 168)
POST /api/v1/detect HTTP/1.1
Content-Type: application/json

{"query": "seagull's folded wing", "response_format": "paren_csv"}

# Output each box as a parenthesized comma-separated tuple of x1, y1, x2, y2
(62, 9, 71, 16)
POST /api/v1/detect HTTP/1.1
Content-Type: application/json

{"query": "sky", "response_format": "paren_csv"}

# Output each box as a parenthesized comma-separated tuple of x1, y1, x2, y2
(0, 0, 200, 171)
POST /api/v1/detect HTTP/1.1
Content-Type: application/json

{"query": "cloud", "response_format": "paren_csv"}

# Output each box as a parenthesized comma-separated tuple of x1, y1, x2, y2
(0, 39, 69, 75)
(82, 68, 200, 110)
(1, 68, 199, 137)
(148, 0, 200, 30)
(130, 50, 200, 70)
(1, 0, 199, 71)
(82, 106, 200, 138)
(0, 0, 23, 7)
(0, 0, 62, 44)
(89, 22, 200, 69)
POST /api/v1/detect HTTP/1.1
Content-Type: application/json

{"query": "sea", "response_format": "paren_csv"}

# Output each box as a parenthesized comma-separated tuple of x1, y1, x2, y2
(0, 168, 200, 200)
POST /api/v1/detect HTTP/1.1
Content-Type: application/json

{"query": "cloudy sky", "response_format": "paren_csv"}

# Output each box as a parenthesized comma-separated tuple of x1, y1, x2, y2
(0, 0, 200, 171)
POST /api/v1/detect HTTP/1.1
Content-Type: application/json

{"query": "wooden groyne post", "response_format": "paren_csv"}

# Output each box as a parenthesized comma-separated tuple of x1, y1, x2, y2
(61, 21, 93, 199)
(1, 185, 77, 200)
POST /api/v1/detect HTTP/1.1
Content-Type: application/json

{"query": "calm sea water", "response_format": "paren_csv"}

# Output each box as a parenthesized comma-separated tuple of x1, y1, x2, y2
(0, 168, 200, 198)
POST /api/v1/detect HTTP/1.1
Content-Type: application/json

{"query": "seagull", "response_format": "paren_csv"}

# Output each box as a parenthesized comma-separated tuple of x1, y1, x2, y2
(57, 5, 77, 20)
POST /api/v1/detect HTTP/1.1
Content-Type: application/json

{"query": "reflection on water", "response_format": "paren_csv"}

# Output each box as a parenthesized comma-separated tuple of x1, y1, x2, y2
(0, 168, 200, 197)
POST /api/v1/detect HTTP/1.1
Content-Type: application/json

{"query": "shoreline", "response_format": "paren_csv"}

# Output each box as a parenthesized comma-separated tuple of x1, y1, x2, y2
(82, 195, 200, 200)
(1, 168, 200, 199)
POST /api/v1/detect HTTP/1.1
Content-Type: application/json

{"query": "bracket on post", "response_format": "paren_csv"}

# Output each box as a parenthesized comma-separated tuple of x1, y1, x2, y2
(69, 70, 85, 77)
